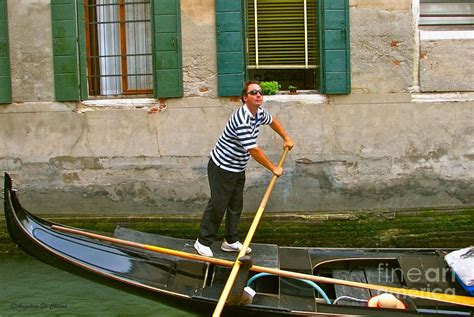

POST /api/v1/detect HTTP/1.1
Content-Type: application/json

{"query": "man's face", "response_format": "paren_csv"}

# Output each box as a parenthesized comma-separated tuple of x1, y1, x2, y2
(243, 83, 264, 108)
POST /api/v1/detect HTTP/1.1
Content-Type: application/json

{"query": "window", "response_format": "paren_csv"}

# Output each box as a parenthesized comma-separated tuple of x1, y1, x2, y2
(85, 0, 153, 97)
(216, 0, 350, 96)
(0, 0, 11, 103)
(247, 0, 318, 91)
(51, 0, 183, 102)
(420, 0, 474, 26)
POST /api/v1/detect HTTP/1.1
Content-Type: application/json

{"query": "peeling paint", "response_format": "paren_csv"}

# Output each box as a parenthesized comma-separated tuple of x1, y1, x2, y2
(391, 40, 401, 47)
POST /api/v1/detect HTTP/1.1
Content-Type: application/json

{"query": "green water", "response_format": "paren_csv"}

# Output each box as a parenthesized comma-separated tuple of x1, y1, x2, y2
(0, 252, 197, 316)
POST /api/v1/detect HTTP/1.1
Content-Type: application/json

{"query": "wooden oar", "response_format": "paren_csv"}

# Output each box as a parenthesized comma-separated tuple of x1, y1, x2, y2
(213, 147, 290, 316)
(51, 225, 474, 308)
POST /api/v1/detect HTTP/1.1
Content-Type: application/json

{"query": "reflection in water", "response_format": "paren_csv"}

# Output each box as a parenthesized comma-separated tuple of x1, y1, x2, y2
(0, 251, 196, 316)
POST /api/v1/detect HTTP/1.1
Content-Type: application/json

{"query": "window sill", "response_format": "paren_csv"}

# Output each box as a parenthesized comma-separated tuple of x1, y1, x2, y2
(264, 93, 327, 104)
(420, 29, 474, 40)
(412, 92, 474, 103)
(81, 98, 156, 108)
(78, 95, 328, 109)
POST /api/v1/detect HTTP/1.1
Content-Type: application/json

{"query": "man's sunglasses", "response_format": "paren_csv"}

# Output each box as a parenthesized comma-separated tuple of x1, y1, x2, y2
(246, 89, 264, 96)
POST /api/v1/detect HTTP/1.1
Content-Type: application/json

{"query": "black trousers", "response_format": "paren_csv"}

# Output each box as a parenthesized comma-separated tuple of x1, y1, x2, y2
(198, 159, 245, 246)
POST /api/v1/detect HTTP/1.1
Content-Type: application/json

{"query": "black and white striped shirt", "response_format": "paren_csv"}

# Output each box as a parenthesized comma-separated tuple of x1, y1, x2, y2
(211, 104, 273, 172)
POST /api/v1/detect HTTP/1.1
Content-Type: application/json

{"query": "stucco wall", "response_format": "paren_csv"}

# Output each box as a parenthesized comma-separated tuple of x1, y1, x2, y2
(8, 0, 54, 102)
(181, 0, 218, 98)
(350, 0, 416, 93)
(420, 38, 474, 92)
(1, 0, 473, 215)
(2, 95, 473, 214)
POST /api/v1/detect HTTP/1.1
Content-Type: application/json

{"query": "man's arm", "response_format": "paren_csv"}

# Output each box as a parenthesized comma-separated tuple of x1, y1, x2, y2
(270, 117, 295, 150)
(246, 117, 293, 177)
(248, 147, 283, 176)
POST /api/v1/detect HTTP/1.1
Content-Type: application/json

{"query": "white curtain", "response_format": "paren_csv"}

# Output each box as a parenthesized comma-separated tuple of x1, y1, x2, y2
(125, 1, 153, 90)
(96, 0, 152, 95)
(97, 0, 122, 95)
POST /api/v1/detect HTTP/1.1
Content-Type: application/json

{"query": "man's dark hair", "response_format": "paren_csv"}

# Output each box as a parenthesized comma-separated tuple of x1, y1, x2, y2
(241, 81, 260, 103)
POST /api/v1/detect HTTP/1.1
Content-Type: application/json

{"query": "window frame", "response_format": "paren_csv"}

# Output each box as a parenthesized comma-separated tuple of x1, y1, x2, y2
(215, 0, 350, 97)
(51, 0, 183, 102)
(419, 0, 474, 26)
(84, 0, 154, 98)
(245, 0, 319, 91)
(246, 0, 318, 70)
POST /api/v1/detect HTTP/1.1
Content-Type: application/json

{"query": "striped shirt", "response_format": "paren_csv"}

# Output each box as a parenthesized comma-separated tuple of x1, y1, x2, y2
(211, 104, 273, 172)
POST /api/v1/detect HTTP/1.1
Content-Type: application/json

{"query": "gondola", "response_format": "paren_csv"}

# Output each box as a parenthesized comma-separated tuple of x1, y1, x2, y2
(3, 172, 474, 316)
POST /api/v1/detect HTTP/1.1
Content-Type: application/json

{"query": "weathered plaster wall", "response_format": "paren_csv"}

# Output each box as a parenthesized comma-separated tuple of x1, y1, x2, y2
(2, 97, 473, 214)
(420, 39, 474, 92)
(181, 0, 217, 97)
(1, 0, 473, 215)
(349, 0, 415, 93)
(7, 0, 54, 101)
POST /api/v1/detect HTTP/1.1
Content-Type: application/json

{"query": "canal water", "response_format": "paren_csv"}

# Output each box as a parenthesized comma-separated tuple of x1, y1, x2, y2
(0, 251, 197, 316)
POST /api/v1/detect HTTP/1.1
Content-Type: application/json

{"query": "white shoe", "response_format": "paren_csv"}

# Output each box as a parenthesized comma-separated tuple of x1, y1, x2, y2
(221, 240, 252, 254)
(194, 239, 213, 257)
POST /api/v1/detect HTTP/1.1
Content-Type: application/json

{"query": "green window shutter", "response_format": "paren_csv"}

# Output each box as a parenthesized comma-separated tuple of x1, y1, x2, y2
(51, 0, 81, 101)
(216, 0, 245, 97)
(319, 0, 350, 94)
(152, 0, 183, 98)
(0, 0, 11, 103)
(76, 0, 88, 99)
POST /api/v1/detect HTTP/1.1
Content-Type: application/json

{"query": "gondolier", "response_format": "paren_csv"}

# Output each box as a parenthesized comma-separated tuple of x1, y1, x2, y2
(194, 81, 295, 257)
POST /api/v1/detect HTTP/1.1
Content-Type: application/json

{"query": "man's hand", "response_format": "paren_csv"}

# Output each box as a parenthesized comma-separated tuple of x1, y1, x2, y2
(284, 136, 295, 151)
(272, 166, 283, 177)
